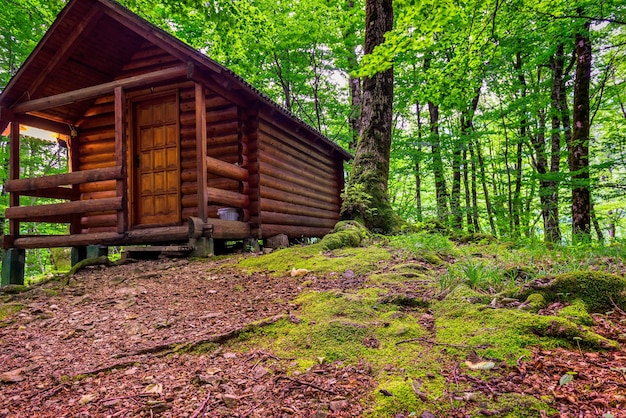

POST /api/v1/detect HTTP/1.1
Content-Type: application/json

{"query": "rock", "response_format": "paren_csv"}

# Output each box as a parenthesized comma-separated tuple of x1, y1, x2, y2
(253, 366, 268, 379)
(221, 393, 239, 407)
(0, 368, 26, 383)
(265, 234, 289, 249)
(329, 400, 349, 412)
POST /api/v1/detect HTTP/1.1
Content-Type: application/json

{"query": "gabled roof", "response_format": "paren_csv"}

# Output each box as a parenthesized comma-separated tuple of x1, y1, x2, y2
(0, 0, 351, 160)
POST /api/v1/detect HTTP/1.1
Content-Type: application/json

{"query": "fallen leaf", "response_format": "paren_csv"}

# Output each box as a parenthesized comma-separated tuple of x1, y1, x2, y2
(0, 368, 26, 383)
(290, 268, 309, 277)
(143, 383, 163, 395)
(465, 360, 496, 370)
(79, 393, 97, 405)
(559, 373, 573, 386)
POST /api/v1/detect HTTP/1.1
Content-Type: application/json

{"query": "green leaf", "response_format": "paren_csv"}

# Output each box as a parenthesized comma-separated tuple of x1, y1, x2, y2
(559, 373, 573, 386)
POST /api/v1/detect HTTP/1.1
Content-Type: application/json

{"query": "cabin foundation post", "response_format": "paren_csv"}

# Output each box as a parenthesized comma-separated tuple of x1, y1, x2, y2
(189, 237, 214, 257)
(1, 248, 25, 286)
(71, 247, 87, 266)
(87, 245, 108, 258)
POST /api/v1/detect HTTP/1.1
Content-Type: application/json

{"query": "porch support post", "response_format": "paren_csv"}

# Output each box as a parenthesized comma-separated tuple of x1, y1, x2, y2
(9, 122, 20, 238)
(114, 86, 128, 233)
(71, 247, 87, 266)
(1, 248, 25, 286)
(195, 83, 208, 222)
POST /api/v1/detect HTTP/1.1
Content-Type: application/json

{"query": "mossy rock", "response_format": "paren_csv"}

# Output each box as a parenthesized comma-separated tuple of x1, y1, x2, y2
(417, 251, 445, 266)
(320, 221, 371, 251)
(520, 270, 626, 313)
(525, 293, 546, 311)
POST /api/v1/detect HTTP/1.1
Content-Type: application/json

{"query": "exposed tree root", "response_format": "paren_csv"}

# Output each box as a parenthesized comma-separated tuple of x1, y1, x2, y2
(79, 314, 287, 376)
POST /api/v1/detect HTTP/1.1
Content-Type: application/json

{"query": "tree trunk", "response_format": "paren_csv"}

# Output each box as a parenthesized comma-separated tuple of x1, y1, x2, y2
(450, 137, 463, 230)
(415, 102, 423, 222)
(543, 44, 565, 244)
(475, 138, 496, 236)
(468, 141, 480, 232)
(569, 18, 592, 242)
(340, 0, 395, 232)
(459, 91, 481, 233)
(429, 101, 448, 224)
(463, 148, 472, 232)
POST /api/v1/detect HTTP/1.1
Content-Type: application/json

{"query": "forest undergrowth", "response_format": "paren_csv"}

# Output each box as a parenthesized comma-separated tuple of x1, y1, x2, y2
(0, 230, 625, 417)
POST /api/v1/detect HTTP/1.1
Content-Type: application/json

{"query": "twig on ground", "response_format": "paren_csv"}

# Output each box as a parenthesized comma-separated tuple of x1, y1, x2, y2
(396, 337, 488, 350)
(241, 394, 271, 418)
(190, 390, 211, 418)
(609, 296, 626, 316)
(274, 375, 337, 394)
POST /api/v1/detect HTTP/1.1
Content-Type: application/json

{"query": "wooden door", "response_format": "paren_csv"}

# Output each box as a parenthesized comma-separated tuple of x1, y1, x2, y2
(132, 93, 180, 227)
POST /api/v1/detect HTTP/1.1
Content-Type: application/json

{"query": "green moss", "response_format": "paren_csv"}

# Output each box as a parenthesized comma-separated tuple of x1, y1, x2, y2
(417, 251, 445, 266)
(0, 304, 23, 325)
(453, 233, 498, 244)
(558, 299, 594, 326)
(237, 243, 391, 276)
(435, 285, 617, 362)
(525, 293, 546, 311)
(521, 271, 626, 313)
(319, 220, 371, 250)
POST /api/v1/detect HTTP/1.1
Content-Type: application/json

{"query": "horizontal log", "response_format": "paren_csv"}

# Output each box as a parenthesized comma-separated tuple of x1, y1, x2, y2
(79, 180, 116, 194)
(82, 226, 117, 234)
(79, 161, 117, 170)
(123, 53, 179, 72)
(209, 218, 251, 239)
(81, 190, 117, 200)
(18, 186, 79, 200)
(260, 224, 332, 239)
(258, 132, 335, 175)
(259, 149, 336, 189)
(11, 214, 73, 223)
(208, 120, 239, 137)
(126, 226, 188, 242)
(6, 197, 122, 221)
(78, 140, 115, 155)
(6, 166, 122, 192)
(82, 103, 115, 118)
(259, 173, 338, 205)
(12, 225, 191, 249)
(260, 211, 337, 229)
(14, 232, 123, 249)
(259, 164, 333, 196)
(206, 107, 238, 124)
(181, 194, 198, 208)
(259, 120, 335, 168)
(77, 114, 114, 131)
(206, 156, 248, 181)
(179, 110, 196, 127)
(207, 187, 249, 208)
(80, 213, 117, 228)
(79, 152, 115, 165)
(261, 186, 339, 212)
(182, 207, 198, 221)
(260, 198, 338, 220)
(79, 127, 115, 143)
(259, 111, 352, 161)
(258, 143, 336, 183)
(207, 143, 239, 157)
(13, 65, 188, 113)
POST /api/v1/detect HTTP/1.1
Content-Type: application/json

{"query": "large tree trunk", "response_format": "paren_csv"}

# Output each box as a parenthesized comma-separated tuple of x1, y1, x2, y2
(569, 19, 592, 242)
(340, 0, 395, 232)
(429, 101, 449, 224)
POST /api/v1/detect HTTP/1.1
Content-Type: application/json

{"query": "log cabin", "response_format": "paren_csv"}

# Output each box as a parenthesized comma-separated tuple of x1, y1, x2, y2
(0, 0, 351, 285)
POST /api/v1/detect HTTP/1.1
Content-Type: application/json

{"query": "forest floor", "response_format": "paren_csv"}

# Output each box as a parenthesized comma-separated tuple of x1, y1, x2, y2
(0, 234, 625, 417)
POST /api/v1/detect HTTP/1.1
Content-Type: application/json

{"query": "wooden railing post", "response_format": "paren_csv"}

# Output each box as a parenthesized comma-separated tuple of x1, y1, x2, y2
(195, 83, 208, 222)
(9, 122, 20, 238)
(114, 86, 128, 233)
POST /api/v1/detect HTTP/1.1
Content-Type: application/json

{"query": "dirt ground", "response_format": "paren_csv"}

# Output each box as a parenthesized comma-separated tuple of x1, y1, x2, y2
(0, 256, 625, 417)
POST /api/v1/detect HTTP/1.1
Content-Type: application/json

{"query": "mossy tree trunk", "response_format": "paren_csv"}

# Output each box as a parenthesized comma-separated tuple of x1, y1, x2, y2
(341, 0, 396, 232)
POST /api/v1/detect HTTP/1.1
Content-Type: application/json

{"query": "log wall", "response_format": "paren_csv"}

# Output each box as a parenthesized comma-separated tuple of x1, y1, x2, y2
(257, 116, 341, 239)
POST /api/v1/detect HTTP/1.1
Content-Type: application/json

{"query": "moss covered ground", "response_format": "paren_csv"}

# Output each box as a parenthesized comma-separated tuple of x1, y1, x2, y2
(230, 232, 626, 416)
